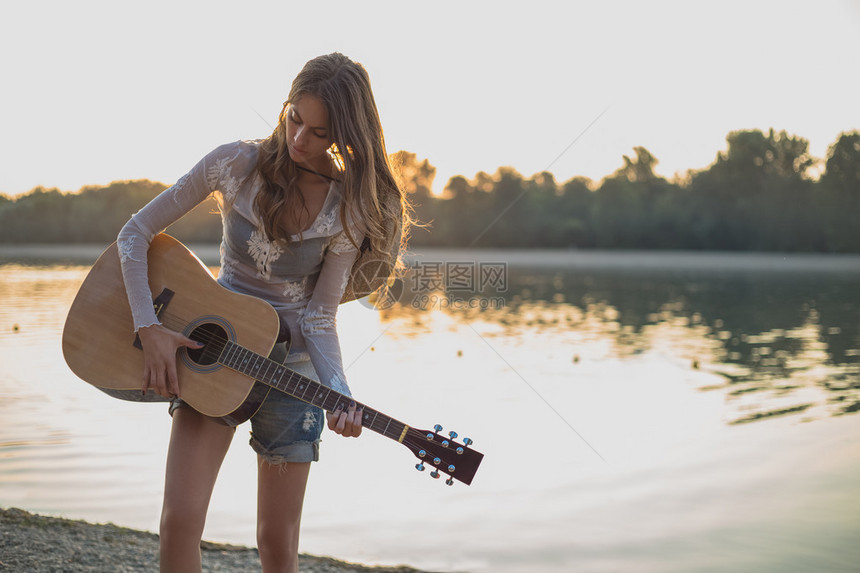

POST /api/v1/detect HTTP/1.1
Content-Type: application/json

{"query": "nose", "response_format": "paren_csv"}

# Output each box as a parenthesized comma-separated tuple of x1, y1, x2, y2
(293, 124, 306, 145)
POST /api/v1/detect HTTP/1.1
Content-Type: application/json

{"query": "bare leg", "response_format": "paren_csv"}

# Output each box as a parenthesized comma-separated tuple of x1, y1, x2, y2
(159, 408, 235, 573)
(256, 460, 311, 573)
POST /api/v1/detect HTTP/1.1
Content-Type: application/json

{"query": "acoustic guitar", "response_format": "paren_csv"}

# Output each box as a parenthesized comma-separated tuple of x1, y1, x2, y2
(62, 233, 483, 486)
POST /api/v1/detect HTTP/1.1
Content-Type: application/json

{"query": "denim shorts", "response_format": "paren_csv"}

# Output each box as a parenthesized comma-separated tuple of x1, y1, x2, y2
(170, 343, 324, 464)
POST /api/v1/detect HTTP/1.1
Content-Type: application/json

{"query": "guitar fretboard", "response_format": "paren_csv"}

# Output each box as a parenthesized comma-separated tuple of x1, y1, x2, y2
(218, 340, 409, 442)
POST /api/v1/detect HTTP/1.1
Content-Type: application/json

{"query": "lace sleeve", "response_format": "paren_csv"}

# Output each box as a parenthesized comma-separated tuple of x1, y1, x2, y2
(298, 230, 363, 397)
(117, 144, 234, 330)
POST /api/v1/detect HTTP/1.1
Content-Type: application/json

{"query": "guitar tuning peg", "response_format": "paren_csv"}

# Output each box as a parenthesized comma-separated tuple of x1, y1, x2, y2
(463, 437, 473, 447)
(430, 469, 440, 479)
(433, 424, 443, 434)
(448, 431, 458, 440)
(415, 462, 425, 472)
(446, 477, 454, 486)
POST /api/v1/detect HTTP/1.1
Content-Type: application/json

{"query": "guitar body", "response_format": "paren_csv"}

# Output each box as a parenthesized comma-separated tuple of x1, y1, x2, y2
(62, 234, 280, 419)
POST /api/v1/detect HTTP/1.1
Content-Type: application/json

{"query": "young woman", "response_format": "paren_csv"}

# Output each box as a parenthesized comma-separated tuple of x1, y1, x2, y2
(117, 53, 410, 572)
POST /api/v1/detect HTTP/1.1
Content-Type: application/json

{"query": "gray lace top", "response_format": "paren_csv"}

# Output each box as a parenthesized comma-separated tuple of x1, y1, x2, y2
(117, 140, 362, 397)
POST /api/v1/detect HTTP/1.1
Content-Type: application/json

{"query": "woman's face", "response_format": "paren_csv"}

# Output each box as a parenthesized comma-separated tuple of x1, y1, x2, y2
(285, 95, 333, 170)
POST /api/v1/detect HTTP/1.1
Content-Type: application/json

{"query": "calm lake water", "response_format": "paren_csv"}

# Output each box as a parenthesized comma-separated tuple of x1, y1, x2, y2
(1, 245, 859, 572)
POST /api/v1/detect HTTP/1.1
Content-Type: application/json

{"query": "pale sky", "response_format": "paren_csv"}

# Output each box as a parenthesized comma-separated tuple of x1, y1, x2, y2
(1, 0, 858, 196)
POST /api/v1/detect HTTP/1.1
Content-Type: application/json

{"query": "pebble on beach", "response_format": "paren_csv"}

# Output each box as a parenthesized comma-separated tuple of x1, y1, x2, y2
(0, 507, 431, 573)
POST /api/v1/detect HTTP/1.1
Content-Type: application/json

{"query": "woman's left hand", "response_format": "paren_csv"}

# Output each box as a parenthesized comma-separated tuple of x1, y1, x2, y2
(326, 403, 363, 438)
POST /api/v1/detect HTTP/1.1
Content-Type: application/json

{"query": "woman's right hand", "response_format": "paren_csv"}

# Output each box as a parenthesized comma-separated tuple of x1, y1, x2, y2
(137, 324, 204, 398)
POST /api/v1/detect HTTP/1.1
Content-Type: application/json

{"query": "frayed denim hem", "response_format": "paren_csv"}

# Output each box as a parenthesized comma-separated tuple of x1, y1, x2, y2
(250, 436, 320, 465)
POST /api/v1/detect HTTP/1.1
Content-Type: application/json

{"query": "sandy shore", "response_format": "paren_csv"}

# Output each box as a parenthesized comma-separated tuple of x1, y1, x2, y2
(0, 507, 430, 573)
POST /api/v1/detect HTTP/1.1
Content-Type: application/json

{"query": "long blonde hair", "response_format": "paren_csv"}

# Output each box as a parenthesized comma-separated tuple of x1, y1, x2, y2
(253, 53, 411, 271)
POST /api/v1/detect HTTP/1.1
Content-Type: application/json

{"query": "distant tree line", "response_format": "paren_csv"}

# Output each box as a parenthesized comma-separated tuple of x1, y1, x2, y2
(408, 129, 859, 252)
(1, 129, 857, 252)
(0, 180, 220, 245)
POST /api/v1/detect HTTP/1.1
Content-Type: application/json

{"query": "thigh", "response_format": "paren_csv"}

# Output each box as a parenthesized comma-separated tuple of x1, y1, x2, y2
(162, 408, 236, 521)
(256, 460, 311, 571)
(257, 460, 311, 521)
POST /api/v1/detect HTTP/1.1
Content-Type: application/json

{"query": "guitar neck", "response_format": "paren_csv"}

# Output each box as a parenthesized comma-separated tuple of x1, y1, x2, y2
(218, 341, 410, 443)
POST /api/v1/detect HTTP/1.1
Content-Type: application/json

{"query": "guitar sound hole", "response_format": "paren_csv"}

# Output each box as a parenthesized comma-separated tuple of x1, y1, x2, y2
(186, 323, 228, 366)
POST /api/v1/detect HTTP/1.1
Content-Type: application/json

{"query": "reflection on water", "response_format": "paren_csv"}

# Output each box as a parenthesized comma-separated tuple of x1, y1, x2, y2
(1, 246, 859, 572)
(386, 250, 860, 427)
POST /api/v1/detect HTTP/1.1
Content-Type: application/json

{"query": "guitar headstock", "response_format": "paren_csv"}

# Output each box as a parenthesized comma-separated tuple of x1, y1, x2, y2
(401, 425, 483, 486)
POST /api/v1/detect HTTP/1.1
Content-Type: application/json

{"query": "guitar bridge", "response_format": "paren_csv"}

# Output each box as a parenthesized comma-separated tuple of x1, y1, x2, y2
(132, 288, 175, 349)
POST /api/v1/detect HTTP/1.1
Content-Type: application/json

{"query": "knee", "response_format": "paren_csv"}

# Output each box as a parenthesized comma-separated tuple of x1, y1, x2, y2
(257, 517, 300, 561)
(159, 507, 205, 573)
(160, 506, 204, 547)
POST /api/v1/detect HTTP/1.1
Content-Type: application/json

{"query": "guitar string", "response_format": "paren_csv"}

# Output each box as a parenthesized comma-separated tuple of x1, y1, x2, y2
(147, 311, 473, 470)
(155, 311, 232, 345)
(152, 309, 396, 424)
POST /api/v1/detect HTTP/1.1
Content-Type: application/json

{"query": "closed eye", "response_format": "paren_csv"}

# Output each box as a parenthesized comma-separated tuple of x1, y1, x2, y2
(288, 111, 328, 139)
